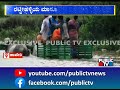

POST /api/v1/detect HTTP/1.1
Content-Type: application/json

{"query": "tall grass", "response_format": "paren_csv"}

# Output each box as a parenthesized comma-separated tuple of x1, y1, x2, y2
(0, 15, 78, 40)
(0, 16, 43, 40)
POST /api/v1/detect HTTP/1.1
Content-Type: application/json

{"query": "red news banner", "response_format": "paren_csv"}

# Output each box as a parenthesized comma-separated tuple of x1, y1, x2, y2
(3, 52, 23, 58)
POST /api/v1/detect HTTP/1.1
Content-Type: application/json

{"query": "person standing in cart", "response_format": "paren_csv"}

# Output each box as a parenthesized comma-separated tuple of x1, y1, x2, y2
(68, 16, 80, 59)
(36, 15, 52, 43)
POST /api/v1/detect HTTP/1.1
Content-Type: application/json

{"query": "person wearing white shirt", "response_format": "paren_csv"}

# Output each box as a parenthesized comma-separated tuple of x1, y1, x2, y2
(36, 15, 52, 43)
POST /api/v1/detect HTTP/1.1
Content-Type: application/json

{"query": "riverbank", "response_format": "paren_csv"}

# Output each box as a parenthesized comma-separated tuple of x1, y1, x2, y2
(0, 50, 120, 67)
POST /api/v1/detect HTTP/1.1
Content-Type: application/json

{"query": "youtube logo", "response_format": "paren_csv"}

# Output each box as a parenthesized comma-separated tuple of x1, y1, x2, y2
(15, 69, 26, 77)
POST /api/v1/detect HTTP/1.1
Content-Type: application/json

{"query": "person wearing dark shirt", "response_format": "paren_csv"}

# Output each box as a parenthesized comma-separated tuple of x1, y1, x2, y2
(68, 16, 80, 58)
(48, 16, 58, 40)
(57, 16, 69, 40)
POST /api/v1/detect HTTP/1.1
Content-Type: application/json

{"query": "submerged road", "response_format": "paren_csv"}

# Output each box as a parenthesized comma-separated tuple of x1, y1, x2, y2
(0, 50, 120, 67)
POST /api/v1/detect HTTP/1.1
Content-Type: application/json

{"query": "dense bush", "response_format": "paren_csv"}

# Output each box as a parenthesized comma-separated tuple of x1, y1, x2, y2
(0, 16, 43, 40)
(0, 1, 120, 51)
(0, 16, 43, 29)
(80, 16, 120, 51)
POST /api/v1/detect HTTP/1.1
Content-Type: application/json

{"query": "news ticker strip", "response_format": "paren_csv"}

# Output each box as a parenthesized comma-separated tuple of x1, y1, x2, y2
(4, 5, 116, 15)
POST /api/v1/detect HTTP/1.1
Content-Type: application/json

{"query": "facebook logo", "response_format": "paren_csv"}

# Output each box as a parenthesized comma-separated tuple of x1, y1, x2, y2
(15, 77, 25, 88)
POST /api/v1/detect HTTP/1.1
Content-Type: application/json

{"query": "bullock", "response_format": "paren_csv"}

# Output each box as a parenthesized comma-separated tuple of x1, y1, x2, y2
(4, 38, 30, 56)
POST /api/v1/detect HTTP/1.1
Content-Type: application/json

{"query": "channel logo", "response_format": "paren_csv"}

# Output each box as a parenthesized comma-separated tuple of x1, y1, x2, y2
(15, 77, 25, 88)
(15, 69, 26, 77)
(98, 57, 114, 66)
(3, 52, 23, 58)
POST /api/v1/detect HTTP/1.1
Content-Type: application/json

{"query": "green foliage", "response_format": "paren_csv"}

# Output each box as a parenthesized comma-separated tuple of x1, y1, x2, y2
(0, 26, 37, 40)
(81, 16, 120, 40)
(80, 16, 120, 51)
(0, 16, 43, 29)
(0, 1, 120, 51)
